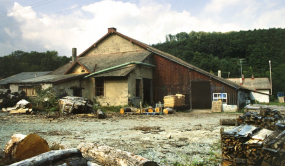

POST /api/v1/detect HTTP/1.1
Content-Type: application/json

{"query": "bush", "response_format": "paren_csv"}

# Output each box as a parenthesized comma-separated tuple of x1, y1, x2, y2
(28, 87, 67, 112)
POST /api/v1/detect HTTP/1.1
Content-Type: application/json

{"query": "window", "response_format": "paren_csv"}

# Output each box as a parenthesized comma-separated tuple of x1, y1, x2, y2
(73, 88, 82, 97)
(96, 79, 104, 96)
(136, 79, 141, 97)
(19, 86, 37, 96)
(213, 93, 227, 103)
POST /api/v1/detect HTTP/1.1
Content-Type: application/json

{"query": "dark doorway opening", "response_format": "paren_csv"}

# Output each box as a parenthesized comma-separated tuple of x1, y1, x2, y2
(143, 79, 151, 105)
(73, 88, 82, 97)
(191, 81, 211, 109)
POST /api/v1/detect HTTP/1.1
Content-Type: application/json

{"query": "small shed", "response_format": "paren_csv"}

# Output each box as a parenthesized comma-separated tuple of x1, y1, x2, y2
(0, 72, 50, 91)
(227, 76, 271, 103)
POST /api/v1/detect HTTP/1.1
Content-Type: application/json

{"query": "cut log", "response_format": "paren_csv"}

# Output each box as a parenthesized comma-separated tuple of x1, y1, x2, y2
(97, 109, 105, 119)
(220, 118, 237, 126)
(120, 107, 137, 114)
(9, 108, 29, 114)
(9, 148, 86, 166)
(163, 108, 174, 114)
(78, 143, 158, 166)
(155, 107, 160, 113)
(145, 107, 154, 113)
(77, 114, 95, 118)
(3, 133, 50, 165)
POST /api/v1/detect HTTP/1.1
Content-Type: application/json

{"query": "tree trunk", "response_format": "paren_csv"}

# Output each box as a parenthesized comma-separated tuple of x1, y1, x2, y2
(120, 107, 137, 114)
(163, 108, 174, 114)
(9, 148, 86, 166)
(78, 143, 158, 166)
(145, 108, 154, 113)
(220, 118, 237, 126)
(97, 109, 105, 119)
(9, 108, 30, 114)
(2, 133, 50, 165)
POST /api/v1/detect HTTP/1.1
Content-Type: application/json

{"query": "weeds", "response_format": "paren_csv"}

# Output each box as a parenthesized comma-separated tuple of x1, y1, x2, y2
(93, 105, 129, 112)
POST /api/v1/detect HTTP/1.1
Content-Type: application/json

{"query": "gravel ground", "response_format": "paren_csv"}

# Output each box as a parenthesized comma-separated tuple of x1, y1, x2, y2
(0, 111, 241, 165)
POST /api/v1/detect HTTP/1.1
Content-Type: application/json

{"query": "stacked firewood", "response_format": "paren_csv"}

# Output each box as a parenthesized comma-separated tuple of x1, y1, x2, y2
(261, 130, 285, 165)
(0, 89, 27, 108)
(59, 96, 93, 114)
(222, 108, 285, 166)
(236, 108, 283, 130)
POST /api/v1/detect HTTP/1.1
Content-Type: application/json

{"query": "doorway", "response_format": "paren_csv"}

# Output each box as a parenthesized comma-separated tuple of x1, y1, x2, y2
(191, 81, 211, 109)
(143, 79, 152, 105)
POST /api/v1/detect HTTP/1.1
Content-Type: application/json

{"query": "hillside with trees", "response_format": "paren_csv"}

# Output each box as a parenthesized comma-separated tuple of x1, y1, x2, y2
(0, 50, 71, 79)
(152, 28, 285, 97)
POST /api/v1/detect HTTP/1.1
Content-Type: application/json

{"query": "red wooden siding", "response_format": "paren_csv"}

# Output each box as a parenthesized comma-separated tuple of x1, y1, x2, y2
(152, 54, 238, 106)
(153, 55, 190, 104)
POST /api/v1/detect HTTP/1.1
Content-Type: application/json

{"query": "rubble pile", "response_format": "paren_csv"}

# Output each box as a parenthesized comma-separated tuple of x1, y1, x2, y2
(0, 89, 27, 109)
(222, 108, 285, 166)
(59, 96, 93, 114)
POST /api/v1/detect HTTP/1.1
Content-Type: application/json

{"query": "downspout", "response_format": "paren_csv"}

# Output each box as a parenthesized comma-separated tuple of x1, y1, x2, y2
(84, 61, 155, 79)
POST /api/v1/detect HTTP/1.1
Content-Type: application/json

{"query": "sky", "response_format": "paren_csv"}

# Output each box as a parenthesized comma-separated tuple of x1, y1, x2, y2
(1, 0, 285, 57)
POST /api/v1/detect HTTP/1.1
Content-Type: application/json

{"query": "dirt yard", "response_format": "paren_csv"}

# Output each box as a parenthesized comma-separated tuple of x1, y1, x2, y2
(0, 110, 241, 165)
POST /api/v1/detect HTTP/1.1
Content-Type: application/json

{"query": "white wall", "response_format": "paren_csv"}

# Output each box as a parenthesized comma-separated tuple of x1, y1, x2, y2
(222, 104, 238, 112)
(10, 84, 18, 92)
(95, 78, 129, 106)
(250, 90, 270, 103)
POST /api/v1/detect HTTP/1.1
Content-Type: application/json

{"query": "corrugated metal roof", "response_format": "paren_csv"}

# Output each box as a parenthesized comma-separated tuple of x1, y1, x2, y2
(94, 64, 137, 77)
(49, 50, 151, 76)
(11, 74, 86, 84)
(0, 71, 51, 85)
(226, 78, 271, 90)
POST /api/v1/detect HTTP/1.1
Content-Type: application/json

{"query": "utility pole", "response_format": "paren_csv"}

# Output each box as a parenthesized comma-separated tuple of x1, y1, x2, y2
(239, 59, 246, 77)
(269, 60, 272, 95)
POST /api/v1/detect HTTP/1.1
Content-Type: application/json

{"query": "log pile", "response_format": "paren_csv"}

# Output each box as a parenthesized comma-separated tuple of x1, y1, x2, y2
(0, 89, 27, 109)
(163, 94, 185, 108)
(261, 130, 285, 165)
(59, 96, 93, 114)
(236, 108, 283, 130)
(221, 108, 285, 166)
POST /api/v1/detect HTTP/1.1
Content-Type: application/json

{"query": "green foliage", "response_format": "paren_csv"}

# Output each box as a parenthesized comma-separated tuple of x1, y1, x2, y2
(28, 87, 66, 112)
(0, 50, 70, 79)
(152, 28, 285, 96)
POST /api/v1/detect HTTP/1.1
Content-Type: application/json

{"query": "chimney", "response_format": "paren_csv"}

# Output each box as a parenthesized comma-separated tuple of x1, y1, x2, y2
(72, 48, 77, 63)
(240, 78, 243, 85)
(242, 74, 244, 81)
(218, 70, 221, 77)
(252, 74, 254, 80)
(108, 27, 117, 33)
